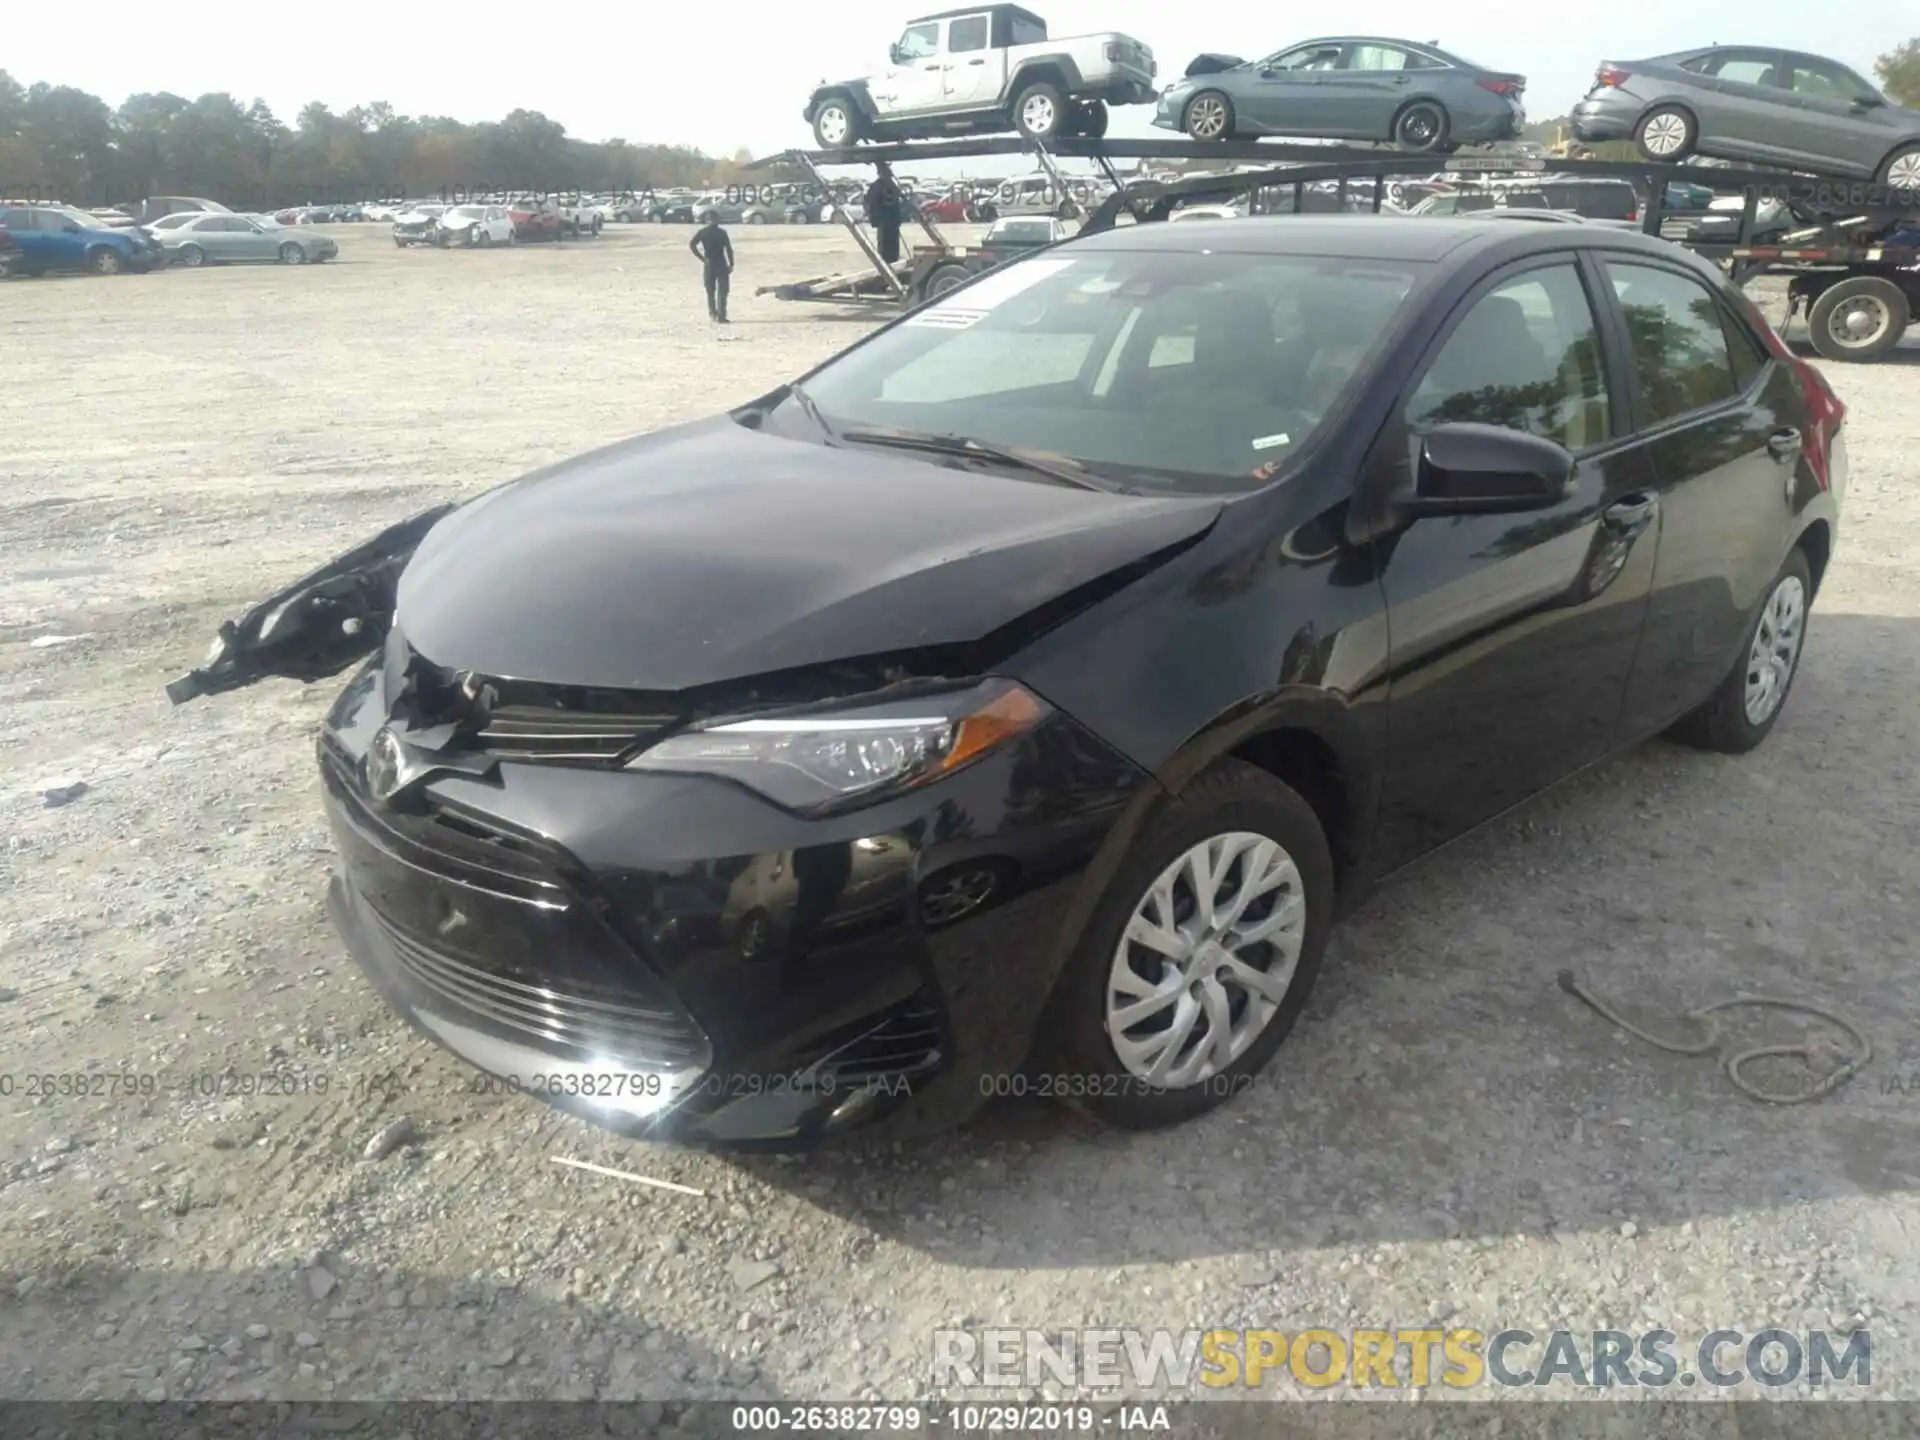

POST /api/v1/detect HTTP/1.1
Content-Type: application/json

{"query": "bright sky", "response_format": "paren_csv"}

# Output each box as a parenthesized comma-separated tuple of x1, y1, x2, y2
(12, 2, 1913, 172)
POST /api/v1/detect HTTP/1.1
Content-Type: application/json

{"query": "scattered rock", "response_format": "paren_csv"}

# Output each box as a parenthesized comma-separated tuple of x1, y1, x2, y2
(483, 1348, 516, 1368)
(306, 1267, 337, 1301)
(728, 1259, 781, 1293)
(294, 1332, 319, 1349)
(1619, 1222, 1640, 1240)
(245, 1325, 271, 1341)
(361, 1116, 419, 1162)
(41, 781, 89, 808)
(30, 633, 94, 648)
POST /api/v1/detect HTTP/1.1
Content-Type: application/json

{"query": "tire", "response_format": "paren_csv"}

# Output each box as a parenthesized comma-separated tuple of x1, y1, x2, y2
(1878, 142, 1920, 189)
(747, 212, 765, 225)
(506, 229, 517, 246)
(1055, 198, 1081, 220)
(279, 242, 305, 264)
(88, 247, 124, 275)
(1392, 100, 1451, 154)
(1806, 276, 1910, 362)
(1633, 104, 1697, 163)
(1011, 80, 1068, 140)
(476, 230, 491, 247)
(812, 96, 861, 149)
(1040, 758, 1334, 1130)
(918, 262, 972, 303)
(1667, 549, 1813, 754)
(394, 236, 407, 248)
(1077, 100, 1109, 140)
(176, 245, 206, 268)
(1183, 90, 1234, 142)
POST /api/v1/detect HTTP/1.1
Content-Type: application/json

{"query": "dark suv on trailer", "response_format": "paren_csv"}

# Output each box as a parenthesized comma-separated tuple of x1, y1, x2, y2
(175, 215, 1845, 1149)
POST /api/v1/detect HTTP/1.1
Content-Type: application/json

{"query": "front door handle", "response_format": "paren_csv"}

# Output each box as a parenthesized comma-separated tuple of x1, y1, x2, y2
(924, 64, 941, 71)
(1767, 427, 1803, 462)
(1603, 492, 1659, 534)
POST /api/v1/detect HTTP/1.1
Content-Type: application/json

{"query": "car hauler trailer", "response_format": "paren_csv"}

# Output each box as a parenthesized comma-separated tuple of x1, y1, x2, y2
(749, 138, 1918, 360)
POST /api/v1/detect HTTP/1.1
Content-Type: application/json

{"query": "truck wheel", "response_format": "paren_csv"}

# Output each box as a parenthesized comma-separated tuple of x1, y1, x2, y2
(812, 97, 861, 148)
(1012, 81, 1067, 140)
(1183, 91, 1234, 142)
(1076, 101, 1109, 139)
(917, 263, 973, 304)
(1806, 276, 1910, 362)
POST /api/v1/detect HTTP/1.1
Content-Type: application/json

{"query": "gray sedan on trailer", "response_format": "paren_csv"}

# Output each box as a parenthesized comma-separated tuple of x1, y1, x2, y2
(160, 213, 338, 267)
(1153, 37, 1525, 152)
(1572, 46, 1920, 185)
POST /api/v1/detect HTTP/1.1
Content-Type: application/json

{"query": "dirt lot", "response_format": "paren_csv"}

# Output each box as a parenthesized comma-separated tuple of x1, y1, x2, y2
(2, 220, 1919, 1421)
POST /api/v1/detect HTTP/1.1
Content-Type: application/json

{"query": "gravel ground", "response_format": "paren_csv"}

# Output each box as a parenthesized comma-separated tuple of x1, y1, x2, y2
(2, 221, 1918, 1422)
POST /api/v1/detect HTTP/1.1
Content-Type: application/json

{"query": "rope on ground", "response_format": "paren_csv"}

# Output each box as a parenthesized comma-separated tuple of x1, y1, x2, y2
(1556, 969, 1872, 1105)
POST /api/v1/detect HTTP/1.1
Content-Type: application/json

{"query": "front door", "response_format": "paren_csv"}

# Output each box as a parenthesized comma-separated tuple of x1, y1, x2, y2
(1242, 42, 1344, 136)
(1767, 56, 1887, 176)
(1367, 254, 1662, 871)
(875, 20, 948, 117)
(1602, 257, 1801, 737)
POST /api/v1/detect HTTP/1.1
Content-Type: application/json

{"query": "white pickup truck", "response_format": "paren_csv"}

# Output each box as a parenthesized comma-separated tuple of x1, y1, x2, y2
(805, 4, 1155, 147)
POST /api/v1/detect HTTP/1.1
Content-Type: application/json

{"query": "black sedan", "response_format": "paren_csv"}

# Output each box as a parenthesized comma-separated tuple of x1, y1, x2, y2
(172, 217, 1845, 1148)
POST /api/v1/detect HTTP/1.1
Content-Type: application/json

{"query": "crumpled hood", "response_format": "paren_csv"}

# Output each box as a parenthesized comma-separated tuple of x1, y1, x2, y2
(395, 416, 1221, 691)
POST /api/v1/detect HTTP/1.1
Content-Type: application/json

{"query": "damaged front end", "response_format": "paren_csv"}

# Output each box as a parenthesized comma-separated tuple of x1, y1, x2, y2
(166, 503, 456, 705)
(1184, 53, 1247, 78)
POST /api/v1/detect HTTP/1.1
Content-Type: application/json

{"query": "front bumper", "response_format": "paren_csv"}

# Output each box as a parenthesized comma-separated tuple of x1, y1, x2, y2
(317, 660, 1150, 1147)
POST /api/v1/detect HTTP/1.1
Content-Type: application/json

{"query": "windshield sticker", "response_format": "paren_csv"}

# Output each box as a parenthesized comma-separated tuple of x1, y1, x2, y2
(904, 257, 1077, 326)
(1252, 433, 1291, 450)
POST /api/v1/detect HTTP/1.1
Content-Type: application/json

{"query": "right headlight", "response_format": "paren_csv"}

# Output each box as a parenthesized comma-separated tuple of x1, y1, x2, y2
(626, 679, 1049, 814)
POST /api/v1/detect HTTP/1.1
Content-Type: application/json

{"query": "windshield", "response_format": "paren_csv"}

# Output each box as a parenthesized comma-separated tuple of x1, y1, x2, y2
(783, 249, 1421, 493)
(44, 206, 99, 228)
(248, 214, 283, 229)
(450, 206, 486, 219)
(989, 221, 1055, 242)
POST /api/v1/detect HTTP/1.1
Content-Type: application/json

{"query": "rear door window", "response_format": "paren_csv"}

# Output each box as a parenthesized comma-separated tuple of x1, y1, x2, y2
(1604, 260, 1741, 422)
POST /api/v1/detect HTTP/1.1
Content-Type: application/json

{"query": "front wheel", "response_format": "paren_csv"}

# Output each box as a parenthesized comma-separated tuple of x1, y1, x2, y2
(1392, 101, 1451, 153)
(1667, 549, 1813, 753)
(279, 242, 306, 264)
(812, 98, 861, 149)
(1041, 759, 1334, 1130)
(1878, 143, 1920, 189)
(88, 247, 124, 275)
(1183, 90, 1234, 142)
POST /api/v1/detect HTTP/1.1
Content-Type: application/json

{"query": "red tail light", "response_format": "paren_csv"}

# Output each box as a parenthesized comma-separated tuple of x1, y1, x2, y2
(1595, 65, 1631, 88)
(1792, 360, 1845, 492)
(1477, 78, 1519, 96)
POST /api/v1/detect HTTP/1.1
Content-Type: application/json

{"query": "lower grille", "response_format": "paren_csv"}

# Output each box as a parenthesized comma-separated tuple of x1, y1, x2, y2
(367, 906, 707, 1068)
(814, 1001, 946, 1084)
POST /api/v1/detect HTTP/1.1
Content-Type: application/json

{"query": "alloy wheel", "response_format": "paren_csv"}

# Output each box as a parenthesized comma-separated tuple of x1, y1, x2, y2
(1400, 109, 1438, 147)
(1888, 151, 1920, 189)
(819, 107, 850, 146)
(1187, 96, 1228, 140)
(1743, 574, 1806, 726)
(1642, 112, 1690, 157)
(1022, 93, 1057, 135)
(921, 866, 1000, 926)
(1105, 832, 1306, 1088)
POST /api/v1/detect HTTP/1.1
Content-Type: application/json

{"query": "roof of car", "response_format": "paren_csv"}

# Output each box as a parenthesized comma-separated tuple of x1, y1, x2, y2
(1070, 214, 1684, 266)
(908, 4, 1044, 24)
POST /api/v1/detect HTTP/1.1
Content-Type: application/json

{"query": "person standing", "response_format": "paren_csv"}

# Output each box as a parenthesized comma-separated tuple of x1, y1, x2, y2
(689, 211, 734, 323)
(866, 161, 904, 266)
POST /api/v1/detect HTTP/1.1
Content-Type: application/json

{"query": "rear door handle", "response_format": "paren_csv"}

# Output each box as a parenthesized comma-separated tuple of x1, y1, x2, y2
(1603, 493, 1659, 533)
(1767, 427, 1803, 461)
(967, 58, 985, 65)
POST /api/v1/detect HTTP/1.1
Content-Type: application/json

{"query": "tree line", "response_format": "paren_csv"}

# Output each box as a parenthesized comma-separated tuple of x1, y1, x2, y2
(0, 71, 774, 210)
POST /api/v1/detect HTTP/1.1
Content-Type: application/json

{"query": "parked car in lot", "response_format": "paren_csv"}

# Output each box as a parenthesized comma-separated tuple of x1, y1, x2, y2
(172, 213, 1845, 1148)
(392, 204, 447, 247)
(121, 195, 232, 226)
(508, 198, 566, 242)
(806, 4, 1156, 145)
(1494, 177, 1640, 222)
(160, 212, 338, 265)
(435, 204, 516, 247)
(1573, 46, 1920, 185)
(558, 198, 604, 236)
(0, 216, 17, 275)
(977, 214, 1071, 258)
(0, 203, 165, 274)
(1156, 37, 1526, 151)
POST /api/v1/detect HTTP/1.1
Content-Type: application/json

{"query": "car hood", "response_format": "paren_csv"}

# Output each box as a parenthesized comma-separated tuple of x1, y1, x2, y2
(394, 415, 1222, 691)
(1183, 53, 1247, 79)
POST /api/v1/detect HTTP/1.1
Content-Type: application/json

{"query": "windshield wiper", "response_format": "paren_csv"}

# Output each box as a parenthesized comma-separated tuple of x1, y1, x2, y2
(786, 383, 839, 442)
(835, 426, 1123, 492)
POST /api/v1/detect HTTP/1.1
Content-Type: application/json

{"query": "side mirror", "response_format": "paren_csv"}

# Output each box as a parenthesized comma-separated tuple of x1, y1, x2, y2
(1409, 422, 1575, 513)
(1258, 67, 1277, 79)
(889, 44, 906, 65)
(1851, 93, 1884, 109)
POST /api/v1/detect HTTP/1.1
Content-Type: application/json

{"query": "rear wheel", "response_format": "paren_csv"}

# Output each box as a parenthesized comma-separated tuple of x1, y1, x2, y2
(1392, 101, 1451, 153)
(1183, 90, 1234, 141)
(918, 262, 972, 303)
(1012, 80, 1068, 139)
(1667, 550, 1812, 753)
(176, 244, 206, 268)
(1806, 276, 1910, 362)
(1076, 100, 1109, 139)
(1041, 759, 1333, 1130)
(1633, 104, 1697, 162)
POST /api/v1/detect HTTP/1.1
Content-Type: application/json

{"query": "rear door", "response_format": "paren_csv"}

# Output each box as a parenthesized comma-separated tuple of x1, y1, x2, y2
(943, 12, 1000, 106)
(1366, 252, 1663, 870)
(1327, 42, 1417, 137)
(2, 207, 45, 267)
(1768, 54, 1888, 176)
(1602, 256, 1804, 737)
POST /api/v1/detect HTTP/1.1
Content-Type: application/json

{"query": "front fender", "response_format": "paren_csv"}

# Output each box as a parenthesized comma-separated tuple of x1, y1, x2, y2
(806, 81, 877, 122)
